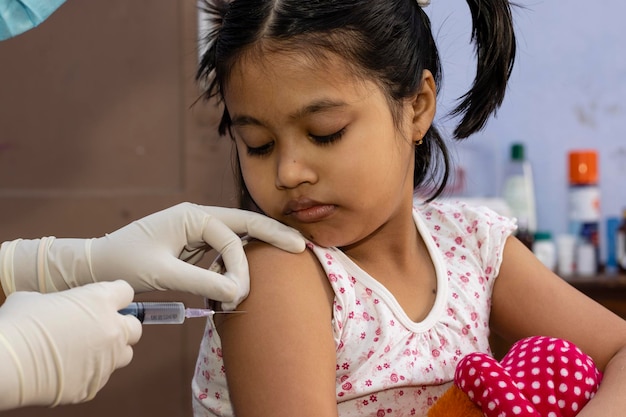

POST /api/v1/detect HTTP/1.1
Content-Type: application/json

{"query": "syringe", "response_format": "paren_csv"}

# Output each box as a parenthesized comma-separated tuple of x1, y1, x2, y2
(118, 302, 239, 324)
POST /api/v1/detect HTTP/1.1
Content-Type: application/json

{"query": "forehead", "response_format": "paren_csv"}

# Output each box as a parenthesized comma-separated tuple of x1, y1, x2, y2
(231, 46, 351, 84)
(223, 47, 379, 113)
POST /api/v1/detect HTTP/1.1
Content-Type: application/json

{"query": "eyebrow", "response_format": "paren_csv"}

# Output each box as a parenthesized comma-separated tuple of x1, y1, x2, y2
(230, 99, 348, 127)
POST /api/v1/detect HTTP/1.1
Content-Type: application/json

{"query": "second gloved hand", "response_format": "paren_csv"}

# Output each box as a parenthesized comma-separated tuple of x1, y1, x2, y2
(1, 203, 305, 309)
(0, 281, 141, 410)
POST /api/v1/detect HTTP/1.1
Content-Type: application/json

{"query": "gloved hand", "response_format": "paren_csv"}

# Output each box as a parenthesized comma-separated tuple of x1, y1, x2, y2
(0, 203, 305, 309)
(0, 281, 141, 410)
(0, 0, 66, 40)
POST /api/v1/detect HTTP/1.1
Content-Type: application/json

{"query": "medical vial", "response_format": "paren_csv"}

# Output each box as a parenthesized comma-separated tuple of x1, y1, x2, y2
(568, 150, 600, 275)
(502, 143, 537, 235)
(532, 231, 556, 271)
(556, 234, 576, 278)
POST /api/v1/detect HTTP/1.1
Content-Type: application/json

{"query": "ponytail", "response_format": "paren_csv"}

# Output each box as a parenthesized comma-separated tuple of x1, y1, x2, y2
(451, 0, 516, 139)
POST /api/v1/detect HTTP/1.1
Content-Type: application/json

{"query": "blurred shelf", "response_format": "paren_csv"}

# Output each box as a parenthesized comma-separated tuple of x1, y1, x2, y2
(566, 274, 626, 298)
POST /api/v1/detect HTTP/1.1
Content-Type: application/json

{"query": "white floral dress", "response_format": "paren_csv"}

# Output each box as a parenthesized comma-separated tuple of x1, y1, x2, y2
(192, 199, 516, 417)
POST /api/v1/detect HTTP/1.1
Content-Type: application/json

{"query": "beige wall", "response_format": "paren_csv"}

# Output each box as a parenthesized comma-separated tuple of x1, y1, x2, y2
(0, 1, 235, 416)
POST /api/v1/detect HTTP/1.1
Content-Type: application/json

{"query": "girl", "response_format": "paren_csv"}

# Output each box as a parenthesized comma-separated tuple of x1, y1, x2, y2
(192, 0, 626, 416)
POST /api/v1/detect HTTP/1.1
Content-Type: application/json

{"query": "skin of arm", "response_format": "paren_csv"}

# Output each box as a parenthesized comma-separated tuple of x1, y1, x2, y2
(215, 240, 339, 417)
(491, 237, 626, 416)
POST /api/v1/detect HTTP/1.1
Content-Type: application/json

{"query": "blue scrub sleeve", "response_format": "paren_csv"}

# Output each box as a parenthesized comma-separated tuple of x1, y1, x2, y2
(0, 0, 66, 40)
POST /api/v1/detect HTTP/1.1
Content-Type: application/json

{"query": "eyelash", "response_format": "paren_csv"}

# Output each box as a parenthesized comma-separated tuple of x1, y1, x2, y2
(246, 142, 273, 157)
(245, 128, 346, 157)
(311, 128, 346, 145)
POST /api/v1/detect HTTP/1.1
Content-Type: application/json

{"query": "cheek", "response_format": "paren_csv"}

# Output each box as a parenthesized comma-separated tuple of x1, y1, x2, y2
(239, 157, 275, 205)
(240, 160, 261, 189)
(235, 142, 261, 186)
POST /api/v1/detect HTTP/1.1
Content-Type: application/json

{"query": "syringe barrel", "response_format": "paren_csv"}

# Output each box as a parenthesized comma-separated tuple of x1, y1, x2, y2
(119, 302, 185, 324)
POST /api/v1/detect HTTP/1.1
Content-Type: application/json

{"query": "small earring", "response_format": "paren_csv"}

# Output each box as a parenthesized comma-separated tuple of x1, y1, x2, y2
(415, 131, 423, 146)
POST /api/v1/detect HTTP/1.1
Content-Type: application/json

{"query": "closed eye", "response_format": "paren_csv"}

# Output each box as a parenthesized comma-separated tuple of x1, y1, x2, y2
(310, 127, 346, 145)
(245, 127, 346, 157)
(246, 141, 274, 157)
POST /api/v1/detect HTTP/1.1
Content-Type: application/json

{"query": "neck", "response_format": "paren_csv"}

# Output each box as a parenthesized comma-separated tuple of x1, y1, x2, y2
(340, 205, 423, 276)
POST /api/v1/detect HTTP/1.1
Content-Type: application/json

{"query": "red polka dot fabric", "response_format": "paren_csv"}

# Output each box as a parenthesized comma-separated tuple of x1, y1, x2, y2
(454, 336, 602, 417)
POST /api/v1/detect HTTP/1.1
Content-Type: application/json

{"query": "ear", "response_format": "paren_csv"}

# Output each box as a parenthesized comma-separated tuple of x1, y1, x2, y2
(410, 70, 436, 143)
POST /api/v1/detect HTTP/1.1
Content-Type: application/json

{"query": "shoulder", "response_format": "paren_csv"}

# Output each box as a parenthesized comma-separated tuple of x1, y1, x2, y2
(240, 239, 334, 317)
(418, 199, 516, 240)
(418, 199, 513, 226)
(244, 239, 325, 284)
(417, 199, 516, 278)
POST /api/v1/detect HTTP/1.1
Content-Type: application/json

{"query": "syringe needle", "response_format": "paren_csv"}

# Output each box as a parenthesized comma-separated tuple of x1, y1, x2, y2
(184, 308, 246, 319)
(184, 308, 215, 319)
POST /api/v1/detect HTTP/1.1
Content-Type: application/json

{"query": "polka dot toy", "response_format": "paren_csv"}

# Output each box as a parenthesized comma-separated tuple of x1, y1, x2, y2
(429, 336, 602, 417)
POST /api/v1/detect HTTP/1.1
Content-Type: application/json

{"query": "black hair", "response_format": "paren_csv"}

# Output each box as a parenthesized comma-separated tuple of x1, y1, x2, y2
(196, 0, 516, 206)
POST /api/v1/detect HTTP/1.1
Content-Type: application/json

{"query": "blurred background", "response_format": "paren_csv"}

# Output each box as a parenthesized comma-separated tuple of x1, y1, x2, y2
(426, 1, 626, 265)
(0, 0, 624, 416)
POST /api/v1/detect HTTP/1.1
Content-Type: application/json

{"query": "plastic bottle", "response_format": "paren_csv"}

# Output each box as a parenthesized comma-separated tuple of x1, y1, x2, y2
(567, 150, 600, 275)
(533, 231, 556, 271)
(606, 216, 620, 276)
(515, 218, 534, 250)
(576, 242, 597, 277)
(618, 209, 626, 274)
(556, 234, 576, 278)
(502, 143, 537, 238)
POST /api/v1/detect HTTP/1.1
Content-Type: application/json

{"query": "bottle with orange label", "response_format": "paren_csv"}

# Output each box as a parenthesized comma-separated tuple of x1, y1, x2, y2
(568, 150, 600, 275)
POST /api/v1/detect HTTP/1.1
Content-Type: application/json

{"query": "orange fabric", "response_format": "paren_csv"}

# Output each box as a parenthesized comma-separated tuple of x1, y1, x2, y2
(427, 385, 482, 417)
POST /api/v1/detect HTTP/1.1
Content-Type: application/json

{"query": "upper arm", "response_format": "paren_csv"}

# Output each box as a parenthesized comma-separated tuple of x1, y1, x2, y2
(490, 236, 626, 370)
(216, 241, 338, 417)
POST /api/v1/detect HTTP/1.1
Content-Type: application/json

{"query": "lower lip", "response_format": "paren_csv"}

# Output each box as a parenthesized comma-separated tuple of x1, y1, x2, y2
(289, 204, 336, 223)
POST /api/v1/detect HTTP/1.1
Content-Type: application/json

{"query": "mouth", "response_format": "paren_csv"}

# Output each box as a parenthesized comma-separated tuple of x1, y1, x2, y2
(282, 198, 336, 223)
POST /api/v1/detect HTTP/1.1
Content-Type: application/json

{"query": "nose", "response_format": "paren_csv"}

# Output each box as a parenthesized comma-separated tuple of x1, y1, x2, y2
(275, 144, 317, 189)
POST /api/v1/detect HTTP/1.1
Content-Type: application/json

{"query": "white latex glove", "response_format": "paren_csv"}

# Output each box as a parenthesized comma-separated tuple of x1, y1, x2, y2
(0, 281, 141, 410)
(0, 202, 305, 309)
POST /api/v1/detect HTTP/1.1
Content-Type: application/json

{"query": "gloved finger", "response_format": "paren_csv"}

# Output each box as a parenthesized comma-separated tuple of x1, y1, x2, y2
(241, 211, 306, 253)
(199, 215, 250, 300)
(157, 258, 241, 302)
(122, 315, 142, 346)
(196, 206, 305, 253)
(107, 280, 136, 309)
(116, 344, 136, 370)
(109, 317, 141, 374)
(179, 246, 208, 265)
(220, 271, 245, 311)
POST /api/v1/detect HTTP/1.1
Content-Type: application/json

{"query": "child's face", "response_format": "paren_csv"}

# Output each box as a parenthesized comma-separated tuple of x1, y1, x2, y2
(223, 50, 420, 247)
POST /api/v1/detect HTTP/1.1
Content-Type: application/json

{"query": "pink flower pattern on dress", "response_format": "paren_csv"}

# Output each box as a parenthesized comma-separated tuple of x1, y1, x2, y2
(192, 199, 516, 416)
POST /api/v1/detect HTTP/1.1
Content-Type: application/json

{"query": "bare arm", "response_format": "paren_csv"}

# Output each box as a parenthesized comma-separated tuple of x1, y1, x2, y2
(491, 237, 626, 416)
(216, 241, 338, 416)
